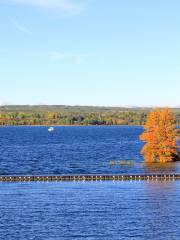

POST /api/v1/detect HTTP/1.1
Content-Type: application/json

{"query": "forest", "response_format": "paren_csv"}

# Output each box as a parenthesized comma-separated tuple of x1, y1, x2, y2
(0, 105, 180, 126)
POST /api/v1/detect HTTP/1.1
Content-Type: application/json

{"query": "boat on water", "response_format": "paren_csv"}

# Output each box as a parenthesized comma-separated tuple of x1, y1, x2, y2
(48, 127, 54, 132)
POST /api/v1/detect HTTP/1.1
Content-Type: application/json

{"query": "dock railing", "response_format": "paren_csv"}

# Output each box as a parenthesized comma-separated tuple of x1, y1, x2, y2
(0, 174, 180, 182)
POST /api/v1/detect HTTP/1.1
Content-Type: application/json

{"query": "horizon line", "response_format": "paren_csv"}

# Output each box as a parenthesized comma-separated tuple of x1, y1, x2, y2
(0, 104, 180, 109)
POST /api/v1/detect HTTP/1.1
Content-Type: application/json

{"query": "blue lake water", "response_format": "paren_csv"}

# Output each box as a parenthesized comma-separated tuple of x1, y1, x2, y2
(0, 126, 180, 239)
(1, 181, 180, 240)
(0, 126, 179, 175)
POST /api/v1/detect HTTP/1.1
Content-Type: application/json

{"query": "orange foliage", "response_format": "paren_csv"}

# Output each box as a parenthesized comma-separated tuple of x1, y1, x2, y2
(140, 108, 178, 162)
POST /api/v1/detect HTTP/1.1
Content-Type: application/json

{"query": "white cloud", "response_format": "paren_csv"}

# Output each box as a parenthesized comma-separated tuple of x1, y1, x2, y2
(13, 20, 32, 35)
(49, 52, 84, 64)
(2, 0, 87, 15)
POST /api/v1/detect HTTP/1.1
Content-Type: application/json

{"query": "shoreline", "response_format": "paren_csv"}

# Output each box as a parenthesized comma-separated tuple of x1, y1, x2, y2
(0, 124, 142, 127)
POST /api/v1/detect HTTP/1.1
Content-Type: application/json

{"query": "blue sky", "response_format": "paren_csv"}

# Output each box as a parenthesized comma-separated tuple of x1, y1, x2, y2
(0, 0, 179, 106)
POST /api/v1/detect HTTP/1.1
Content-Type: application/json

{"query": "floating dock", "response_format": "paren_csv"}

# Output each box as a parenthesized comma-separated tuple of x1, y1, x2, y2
(0, 174, 180, 182)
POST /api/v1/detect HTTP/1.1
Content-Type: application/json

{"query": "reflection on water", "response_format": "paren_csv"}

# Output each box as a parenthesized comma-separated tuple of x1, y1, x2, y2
(143, 181, 180, 240)
(144, 162, 177, 173)
(0, 181, 180, 240)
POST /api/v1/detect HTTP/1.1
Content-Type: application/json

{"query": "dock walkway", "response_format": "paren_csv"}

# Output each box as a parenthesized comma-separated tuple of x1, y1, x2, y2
(0, 174, 180, 182)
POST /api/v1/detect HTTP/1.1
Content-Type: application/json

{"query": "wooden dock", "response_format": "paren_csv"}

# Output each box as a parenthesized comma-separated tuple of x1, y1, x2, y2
(0, 174, 180, 182)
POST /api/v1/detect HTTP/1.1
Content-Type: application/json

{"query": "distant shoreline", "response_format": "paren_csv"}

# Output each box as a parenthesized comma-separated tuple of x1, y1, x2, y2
(0, 124, 142, 127)
(0, 106, 179, 126)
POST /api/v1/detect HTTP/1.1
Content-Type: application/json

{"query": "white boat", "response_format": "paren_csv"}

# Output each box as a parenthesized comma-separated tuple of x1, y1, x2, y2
(48, 127, 54, 132)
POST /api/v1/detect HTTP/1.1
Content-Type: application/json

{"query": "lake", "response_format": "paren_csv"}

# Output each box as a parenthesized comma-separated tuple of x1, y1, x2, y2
(0, 126, 180, 240)
(0, 126, 179, 175)
(0, 181, 180, 240)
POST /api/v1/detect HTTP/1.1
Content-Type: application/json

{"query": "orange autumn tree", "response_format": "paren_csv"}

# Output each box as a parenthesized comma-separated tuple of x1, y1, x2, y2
(140, 108, 178, 163)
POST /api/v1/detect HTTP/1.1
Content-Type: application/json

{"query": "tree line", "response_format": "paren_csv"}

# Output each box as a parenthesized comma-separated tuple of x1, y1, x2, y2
(0, 109, 179, 126)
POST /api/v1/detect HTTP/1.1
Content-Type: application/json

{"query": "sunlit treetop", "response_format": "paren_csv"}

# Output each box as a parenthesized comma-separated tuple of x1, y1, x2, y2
(140, 108, 179, 163)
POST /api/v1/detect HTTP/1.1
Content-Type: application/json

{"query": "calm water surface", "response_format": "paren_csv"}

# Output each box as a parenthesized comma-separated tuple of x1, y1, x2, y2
(0, 126, 179, 175)
(0, 181, 180, 240)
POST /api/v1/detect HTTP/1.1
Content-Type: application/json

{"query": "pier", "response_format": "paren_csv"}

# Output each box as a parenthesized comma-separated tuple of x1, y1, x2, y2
(0, 174, 180, 182)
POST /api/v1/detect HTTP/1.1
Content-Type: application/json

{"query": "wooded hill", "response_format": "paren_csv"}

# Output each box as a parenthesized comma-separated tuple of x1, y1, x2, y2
(0, 105, 179, 126)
